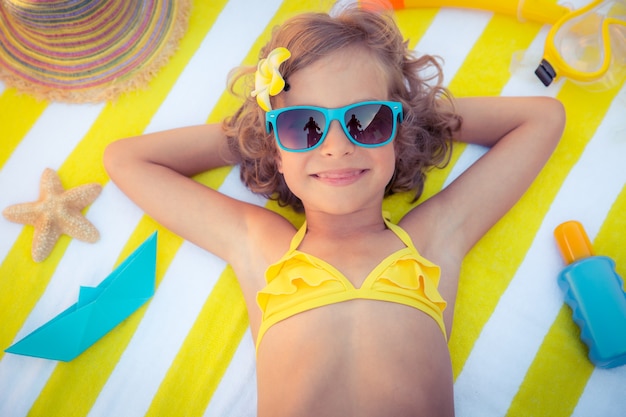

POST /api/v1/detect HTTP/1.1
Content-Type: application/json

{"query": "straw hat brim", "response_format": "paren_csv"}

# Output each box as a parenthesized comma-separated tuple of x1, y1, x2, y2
(0, 0, 192, 103)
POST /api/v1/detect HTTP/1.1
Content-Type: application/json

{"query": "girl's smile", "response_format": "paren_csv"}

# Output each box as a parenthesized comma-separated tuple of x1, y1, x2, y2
(310, 168, 369, 186)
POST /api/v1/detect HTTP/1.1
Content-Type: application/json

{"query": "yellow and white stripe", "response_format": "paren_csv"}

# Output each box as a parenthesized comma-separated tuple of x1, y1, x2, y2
(0, 1, 624, 416)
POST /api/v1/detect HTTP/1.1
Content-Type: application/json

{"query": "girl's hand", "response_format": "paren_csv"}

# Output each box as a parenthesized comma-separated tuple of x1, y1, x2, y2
(403, 96, 565, 259)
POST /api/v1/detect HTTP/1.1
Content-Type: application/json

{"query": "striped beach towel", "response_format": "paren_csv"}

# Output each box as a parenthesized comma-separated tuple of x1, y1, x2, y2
(0, 0, 624, 416)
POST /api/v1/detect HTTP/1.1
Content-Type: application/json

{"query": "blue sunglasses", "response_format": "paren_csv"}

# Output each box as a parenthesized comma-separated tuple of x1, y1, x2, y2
(265, 100, 403, 152)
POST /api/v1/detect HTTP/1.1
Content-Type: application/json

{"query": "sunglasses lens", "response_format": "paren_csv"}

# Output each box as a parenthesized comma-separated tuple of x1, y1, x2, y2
(344, 103, 394, 145)
(272, 102, 398, 151)
(276, 109, 326, 150)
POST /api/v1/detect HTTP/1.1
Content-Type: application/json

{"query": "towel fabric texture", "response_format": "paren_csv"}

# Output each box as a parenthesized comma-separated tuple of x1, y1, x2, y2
(0, 1, 624, 416)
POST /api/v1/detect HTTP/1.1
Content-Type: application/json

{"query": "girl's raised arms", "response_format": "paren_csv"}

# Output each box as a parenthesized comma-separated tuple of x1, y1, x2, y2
(105, 95, 565, 285)
(103, 124, 294, 276)
(401, 96, 565, 262)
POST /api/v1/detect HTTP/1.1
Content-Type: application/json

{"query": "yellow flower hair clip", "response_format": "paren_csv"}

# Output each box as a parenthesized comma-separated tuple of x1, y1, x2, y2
(251, 47, 291, 112)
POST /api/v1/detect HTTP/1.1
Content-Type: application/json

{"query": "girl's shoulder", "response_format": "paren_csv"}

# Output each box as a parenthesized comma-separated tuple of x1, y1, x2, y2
(397, 191, 464, 264)
(227, 206, 298, 297)
(233, 205, 298, 266)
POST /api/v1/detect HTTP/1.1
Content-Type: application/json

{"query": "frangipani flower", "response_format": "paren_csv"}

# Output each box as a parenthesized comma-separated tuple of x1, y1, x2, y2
(251, 47, 291, 111)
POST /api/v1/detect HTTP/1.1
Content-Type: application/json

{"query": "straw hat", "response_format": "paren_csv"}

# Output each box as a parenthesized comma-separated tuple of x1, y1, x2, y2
(0, 0, 191, 103)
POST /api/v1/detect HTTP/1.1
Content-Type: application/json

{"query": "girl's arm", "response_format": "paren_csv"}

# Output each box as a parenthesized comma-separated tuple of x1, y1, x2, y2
(103, 124, 292, 268)
(403, 96, 565, 260)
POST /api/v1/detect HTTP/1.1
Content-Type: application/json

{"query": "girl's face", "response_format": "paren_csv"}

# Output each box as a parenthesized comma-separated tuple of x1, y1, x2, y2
(274, 48, 396, 216)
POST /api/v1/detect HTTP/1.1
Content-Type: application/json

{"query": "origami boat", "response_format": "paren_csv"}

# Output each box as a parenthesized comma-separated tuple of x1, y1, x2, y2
(5, 232, 157, 362)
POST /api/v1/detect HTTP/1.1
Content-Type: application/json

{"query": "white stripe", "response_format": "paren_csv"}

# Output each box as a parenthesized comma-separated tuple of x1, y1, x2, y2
(453, 82, 626, 417)
(88, 0, 281, 413)
(443, 24, 560, 189)
(412, 8, 492, 85)
(203, 330, 257, 417)
(570, 85, 626, 417)
(0, 183, 144, 417)
(11, 185, 146, 341)
(0, 102, 104, 262)
(412, 8, 490, 189)
(0, 0, 276, 413)
(88, 241, 227, 417)
(571, 365, 626, 417)
(442, 144, 487, 188)
(0, 357, 55, 417)
(143, 0, 283, 133)
(89, 166, 266, 417)
(2, 2, 624, 416)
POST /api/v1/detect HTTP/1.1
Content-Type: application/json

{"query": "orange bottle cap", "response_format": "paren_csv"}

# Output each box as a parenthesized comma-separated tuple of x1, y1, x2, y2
(554, 220, 595, 265)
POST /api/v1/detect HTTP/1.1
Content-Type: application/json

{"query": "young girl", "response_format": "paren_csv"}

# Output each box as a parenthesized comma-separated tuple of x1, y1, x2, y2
(104, 7, 565, 417)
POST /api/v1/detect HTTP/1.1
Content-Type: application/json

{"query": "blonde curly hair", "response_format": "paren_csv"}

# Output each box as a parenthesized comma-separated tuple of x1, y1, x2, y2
(223, 6, 461, 212)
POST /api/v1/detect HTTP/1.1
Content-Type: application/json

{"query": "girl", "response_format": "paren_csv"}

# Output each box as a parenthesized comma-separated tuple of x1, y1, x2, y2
(104, 7, 565, 416)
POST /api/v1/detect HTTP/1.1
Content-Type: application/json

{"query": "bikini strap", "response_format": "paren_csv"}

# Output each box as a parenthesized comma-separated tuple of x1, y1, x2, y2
(288, 221, 308, 252)
(383, 217, 418, 251)
(289, 217, 416, 252)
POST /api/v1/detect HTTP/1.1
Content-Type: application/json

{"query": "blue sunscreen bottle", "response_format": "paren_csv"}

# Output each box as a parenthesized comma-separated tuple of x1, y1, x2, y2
(554, 220, 626, 368)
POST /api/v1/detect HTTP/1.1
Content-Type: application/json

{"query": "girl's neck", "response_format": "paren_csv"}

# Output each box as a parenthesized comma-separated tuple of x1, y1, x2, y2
(303, 207, 387, 240)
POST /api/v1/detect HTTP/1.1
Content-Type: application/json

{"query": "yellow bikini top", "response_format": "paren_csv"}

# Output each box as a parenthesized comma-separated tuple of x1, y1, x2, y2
(256, 218, 447, 352)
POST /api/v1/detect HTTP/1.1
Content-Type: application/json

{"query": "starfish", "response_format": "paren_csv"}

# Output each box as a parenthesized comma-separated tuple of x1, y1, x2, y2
(3, 168, 102, 262)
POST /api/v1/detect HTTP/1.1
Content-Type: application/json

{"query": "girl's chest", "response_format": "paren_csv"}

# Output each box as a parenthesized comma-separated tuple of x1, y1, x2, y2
(302, 240, 407, 287)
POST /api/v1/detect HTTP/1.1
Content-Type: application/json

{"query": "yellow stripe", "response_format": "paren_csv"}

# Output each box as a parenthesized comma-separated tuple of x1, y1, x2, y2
(146, 2, 337, 414)
(29, 168, 235, 417)
(452, 80, 624, 380)
(383, 8, 461, 224)
(7, 3, 616, 416)
(507, 183, 626, 416)
(442, 4, 626, 380)
(507, 307, 593, 417)
(395, 7, 438, 50)
(0, 0, 222, 368)
(447, 13, 542, 96)
(21, 1, 231, 416)
(385, 9, 542, 224)
(378, 8, 549, 377)
(391, 7, 552, 225)
(27, 221, 180, 417)
(143, 52, 248, 417)
(0, 89, 47, 170)
(145, 266, 248, 417)
(0, 234, 67, 358)
(595, 184, 626, 278)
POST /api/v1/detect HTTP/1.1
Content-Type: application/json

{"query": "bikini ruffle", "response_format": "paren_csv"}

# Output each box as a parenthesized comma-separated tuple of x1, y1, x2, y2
(258, 251, 446, 314)
(258, 253, 345, 312)
(373, 257, 447, 312)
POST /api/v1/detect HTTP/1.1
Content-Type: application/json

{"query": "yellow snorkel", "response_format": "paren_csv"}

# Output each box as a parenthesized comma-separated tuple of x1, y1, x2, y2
(535, 0, 626, 89)
(362, 0, 626, 90)
(361, 0, 570, 24)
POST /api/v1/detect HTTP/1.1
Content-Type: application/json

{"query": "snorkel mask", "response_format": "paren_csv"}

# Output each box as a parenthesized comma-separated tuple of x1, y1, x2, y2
(535, 0, 626, 89)
(363, 0, 625, 90)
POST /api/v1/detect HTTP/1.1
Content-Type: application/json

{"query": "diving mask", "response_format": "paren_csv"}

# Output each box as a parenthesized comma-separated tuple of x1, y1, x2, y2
(535, 0, 626, 90)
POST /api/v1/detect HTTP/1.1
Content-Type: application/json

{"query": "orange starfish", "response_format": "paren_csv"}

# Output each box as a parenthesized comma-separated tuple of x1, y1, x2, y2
(3, 168, 102, 262)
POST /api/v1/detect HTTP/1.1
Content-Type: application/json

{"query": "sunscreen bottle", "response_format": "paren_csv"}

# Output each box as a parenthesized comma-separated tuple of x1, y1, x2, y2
(554, 220, 626, 368)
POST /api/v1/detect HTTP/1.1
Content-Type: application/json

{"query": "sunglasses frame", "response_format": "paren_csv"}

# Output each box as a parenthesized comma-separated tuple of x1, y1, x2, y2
(265, 100, 404, 152)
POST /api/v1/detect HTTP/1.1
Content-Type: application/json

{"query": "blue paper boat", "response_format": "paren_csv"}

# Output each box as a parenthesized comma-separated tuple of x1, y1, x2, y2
(5, 232, 157, 362)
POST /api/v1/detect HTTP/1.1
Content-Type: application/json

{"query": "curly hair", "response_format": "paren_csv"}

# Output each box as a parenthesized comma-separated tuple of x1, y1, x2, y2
(223, 6, 462, 212)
